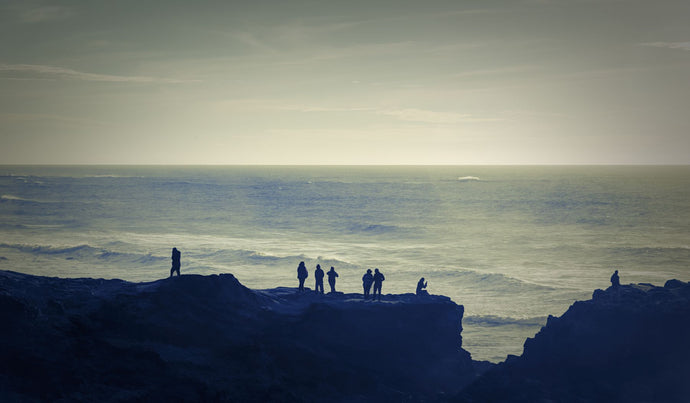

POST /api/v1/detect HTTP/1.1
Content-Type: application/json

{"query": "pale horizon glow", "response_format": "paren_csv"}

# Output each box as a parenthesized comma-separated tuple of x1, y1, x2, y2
(1, 1, 689, 165)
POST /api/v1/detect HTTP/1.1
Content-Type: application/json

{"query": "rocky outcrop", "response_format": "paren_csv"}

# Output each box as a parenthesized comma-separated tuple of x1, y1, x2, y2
(0, 270, 479, 402)
(457, 280, 690, 402)
(7, 269, 686, 402)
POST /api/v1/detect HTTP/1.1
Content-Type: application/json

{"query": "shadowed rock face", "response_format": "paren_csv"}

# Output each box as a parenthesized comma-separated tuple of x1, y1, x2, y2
(457, 281, 690, 403)
(0, 271, 478, 402)
(7, 270, 687, 402)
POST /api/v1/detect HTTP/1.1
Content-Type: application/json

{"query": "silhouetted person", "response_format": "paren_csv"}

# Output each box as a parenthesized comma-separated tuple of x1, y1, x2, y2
(314, 264, 325, 294)
(610, 270, 620, 288)
(297, 261, 308, 292)
(362, 269, 373, 299)
(327, 266, 339, 293)
(373, 268, 385, 301)
(170, 247, 181, 277)
(416, 277, 429, 296)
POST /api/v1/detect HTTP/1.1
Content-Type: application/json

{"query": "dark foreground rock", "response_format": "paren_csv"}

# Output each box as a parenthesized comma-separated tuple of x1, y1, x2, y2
(456, 281, 690, 403)
(0, 270, 480, 402)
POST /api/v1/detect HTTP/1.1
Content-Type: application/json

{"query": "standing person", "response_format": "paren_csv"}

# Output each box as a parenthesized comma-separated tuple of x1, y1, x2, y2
(170, 247, 181, 277)
(610, 270, 620, 288)
(314, 264, 325, 294)
(297, 261, 308, 292)
(372, 268, 385, 301)
(327, 266, 339, 293)
(362, 269, 374, 300)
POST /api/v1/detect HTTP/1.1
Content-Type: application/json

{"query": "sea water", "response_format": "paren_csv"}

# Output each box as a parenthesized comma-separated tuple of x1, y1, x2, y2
(1, 165, 689, 362)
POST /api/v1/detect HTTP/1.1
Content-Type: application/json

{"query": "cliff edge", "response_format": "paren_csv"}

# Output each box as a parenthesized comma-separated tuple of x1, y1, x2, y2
(457, 280, 690, 402)
(0, 270, 478, 402)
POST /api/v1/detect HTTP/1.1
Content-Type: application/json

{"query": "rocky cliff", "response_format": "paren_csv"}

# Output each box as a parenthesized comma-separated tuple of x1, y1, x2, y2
(0, 270, 479, 402)
(457, 280, 690, 402)
(5, 269, 688, 402)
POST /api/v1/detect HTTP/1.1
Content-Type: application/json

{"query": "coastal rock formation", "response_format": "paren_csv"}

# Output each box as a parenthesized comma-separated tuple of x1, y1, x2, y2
(0, 270, 479, 402)
(4, 269, 688, 402)
(457, 280, 690, 402)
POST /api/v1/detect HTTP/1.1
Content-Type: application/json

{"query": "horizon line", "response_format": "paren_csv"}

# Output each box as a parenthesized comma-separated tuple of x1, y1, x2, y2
(1, 163, 689, 167)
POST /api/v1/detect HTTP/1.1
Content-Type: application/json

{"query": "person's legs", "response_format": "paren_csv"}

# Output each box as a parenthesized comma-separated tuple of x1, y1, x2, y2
(373, 284, 381, 300)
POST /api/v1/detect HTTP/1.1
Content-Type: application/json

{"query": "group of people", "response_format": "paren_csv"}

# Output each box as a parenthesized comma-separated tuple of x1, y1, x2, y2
(169, 248, 430, 299)
(170, 248, 622, 301)
(298, 262, 387, 300)
(296, 261, 430, 301)
(297, 262, 340, 294)
(361, 268, 386, 301)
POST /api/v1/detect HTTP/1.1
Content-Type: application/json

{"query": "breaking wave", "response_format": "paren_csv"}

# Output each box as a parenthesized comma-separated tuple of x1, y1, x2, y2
(464, 315, 547, 328)
(1, 194, 44, 204)
(348, 223, 400, 234)
(0, 243, 166, 265)
(433, 268, 559, 293)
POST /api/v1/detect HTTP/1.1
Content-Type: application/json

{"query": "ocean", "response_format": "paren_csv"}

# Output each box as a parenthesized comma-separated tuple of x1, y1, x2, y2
(1, 165, 689, 362)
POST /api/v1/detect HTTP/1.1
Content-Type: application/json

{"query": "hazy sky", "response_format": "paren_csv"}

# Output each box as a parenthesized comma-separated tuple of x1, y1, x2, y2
(1, 0, 689, 164)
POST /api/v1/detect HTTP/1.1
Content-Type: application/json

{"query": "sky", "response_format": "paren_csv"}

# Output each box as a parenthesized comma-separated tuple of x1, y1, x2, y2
(1, 0, 689, 165)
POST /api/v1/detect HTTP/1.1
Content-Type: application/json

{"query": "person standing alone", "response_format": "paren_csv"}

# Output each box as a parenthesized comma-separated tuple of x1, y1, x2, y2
(610, 270, 620, 288)
(170, 247, 181, 277)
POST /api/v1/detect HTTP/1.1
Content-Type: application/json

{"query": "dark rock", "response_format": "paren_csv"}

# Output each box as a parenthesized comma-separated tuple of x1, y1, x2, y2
(665, 279, 685, 289)
(0, 270, 481, 402)
(457, 280, 690, 402)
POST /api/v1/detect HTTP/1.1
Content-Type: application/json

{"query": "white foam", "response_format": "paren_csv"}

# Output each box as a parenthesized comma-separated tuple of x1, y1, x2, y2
(1, 194, 26, 201)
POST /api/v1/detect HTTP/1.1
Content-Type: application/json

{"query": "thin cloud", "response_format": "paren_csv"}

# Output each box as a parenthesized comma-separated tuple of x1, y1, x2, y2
(281, 105, 373, 113)
(378, 108, 503, 124)
(20, 5, 73, 23)
(219, 99, 503, 124)
(1, 113, 111, 128)
(0, 64, 199, 84)
(640, 42, 690, 51)
(215, 99, 373, 113)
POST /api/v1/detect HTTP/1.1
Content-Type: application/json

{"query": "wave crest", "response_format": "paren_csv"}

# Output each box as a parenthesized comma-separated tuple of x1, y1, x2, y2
(0, 243, 166, 265)
(464, 315, 547, 327)
(348, 223, 399, 234)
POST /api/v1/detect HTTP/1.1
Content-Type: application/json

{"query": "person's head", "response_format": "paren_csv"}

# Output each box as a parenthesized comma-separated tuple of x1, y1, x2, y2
(374, 268, 379, 273)
(367, 269, 372, 274)
(420, 277, 425, 282)
(330, 267, 334, 271)
(614, 270, 618, 274)
(299, 261, 305, 268)
(316, 264, 321, 269)
(172, 247, 177, 252)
